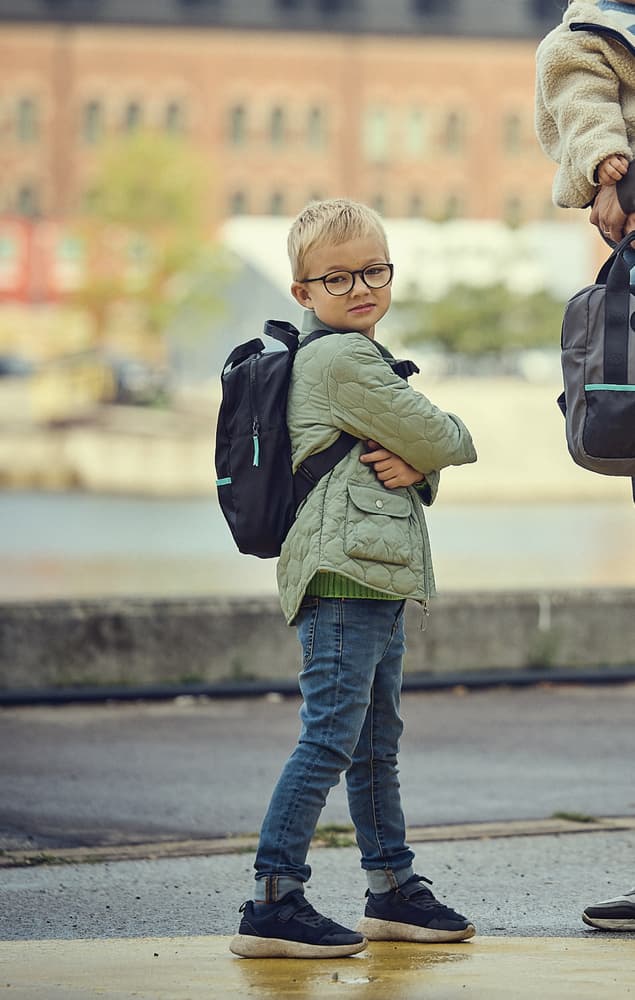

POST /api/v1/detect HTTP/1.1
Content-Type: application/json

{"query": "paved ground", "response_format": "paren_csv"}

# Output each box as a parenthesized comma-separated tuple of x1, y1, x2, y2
(1, 684, 634, 851)
(1, 684, 634, 997)
(1, 935, 634, 1000)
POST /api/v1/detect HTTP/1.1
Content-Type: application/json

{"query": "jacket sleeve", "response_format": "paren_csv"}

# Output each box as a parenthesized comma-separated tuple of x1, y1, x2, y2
(535, 30, 631, 188)
(325, 336, 477, 475)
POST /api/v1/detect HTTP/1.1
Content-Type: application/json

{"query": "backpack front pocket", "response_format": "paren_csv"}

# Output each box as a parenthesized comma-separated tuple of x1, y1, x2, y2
(344, 483, 412, 565)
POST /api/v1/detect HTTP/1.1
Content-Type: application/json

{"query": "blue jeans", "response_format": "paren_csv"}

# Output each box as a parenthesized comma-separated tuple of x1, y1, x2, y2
(254, 597, 415, 901)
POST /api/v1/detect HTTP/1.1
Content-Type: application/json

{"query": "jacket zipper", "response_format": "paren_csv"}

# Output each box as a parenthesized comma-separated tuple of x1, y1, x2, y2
(249, 358, 260, 467)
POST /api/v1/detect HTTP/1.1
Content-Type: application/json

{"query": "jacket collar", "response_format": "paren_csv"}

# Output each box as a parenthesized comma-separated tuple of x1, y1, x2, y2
(300, 310, 343, 338)
(566, 0, 635, 48)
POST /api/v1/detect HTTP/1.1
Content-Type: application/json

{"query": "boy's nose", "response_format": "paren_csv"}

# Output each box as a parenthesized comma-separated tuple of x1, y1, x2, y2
(350, 273, 368, 293)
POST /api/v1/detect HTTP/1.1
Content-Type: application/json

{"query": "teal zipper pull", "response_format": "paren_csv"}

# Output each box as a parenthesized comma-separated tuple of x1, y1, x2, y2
(252, 420, 260, 467)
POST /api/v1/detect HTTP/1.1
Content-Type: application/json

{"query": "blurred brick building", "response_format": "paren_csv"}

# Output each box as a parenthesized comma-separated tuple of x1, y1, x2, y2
(0, 0, 565, 233)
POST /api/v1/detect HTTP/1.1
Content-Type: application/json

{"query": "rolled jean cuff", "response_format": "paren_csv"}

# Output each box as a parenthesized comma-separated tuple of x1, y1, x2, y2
(254, 875, 304, 903)
(366, 864, 415, 894)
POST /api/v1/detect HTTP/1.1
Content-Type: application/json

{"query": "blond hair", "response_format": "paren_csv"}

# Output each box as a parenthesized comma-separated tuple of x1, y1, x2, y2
(287, 198, 389, 281)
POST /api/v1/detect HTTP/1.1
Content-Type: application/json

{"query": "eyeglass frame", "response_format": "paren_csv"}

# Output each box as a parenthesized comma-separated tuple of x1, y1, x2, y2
(301, 262, 394, 297)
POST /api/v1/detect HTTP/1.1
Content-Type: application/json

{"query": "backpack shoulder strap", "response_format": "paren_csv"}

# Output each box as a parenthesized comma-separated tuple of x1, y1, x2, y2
(290, 326, 420, 506)
(294, 433, 358, 507)
(299, 327, 420, 378)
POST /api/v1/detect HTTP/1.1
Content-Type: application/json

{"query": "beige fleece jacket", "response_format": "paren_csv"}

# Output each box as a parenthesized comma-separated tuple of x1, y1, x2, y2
(535, 0, 635, 208)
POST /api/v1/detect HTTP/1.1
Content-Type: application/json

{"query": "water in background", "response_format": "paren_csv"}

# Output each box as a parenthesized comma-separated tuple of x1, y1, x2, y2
(1, 491, 634, 601)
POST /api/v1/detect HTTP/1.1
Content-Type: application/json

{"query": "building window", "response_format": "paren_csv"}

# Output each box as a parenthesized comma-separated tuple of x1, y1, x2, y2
(165, 101, 186, 134)
(504, 195, 523, 227)
(16, 183, 40, 218)
(229, 104, 247, 146)
(503, 112, 522, 155)
(307, 106, 326, 149)
(443, 110, 464, 154)
(405, 107, 426, 158)
(269, 191, 285, 215)
(363, 108, 389, 163)
(530, 0, 556, 19)
(412, 0, 446, 13)
(82, 186, 98, 211)
(442, 192, 463, 220)
(81, 100, 104, 145)
(229, 190, 248, 215)
(16, 97, 38, 143)
(123, 101, 142, 132)
(408, 193, 424, 217)
(371, 193, 386, 216)
(270, 106, 286, 148)
(542, 198, 557, 220)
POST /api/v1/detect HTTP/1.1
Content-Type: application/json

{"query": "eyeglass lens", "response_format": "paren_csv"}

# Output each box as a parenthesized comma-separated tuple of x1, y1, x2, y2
(324, 264, 392, 295)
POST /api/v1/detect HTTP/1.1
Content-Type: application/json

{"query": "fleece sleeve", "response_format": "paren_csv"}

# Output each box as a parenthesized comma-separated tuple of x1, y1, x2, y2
(536, 31, 631, 185)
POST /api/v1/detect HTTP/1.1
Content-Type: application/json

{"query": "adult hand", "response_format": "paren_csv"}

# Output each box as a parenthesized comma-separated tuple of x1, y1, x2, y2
(590, 185, 627, 243)
(359, 440, 425, 490)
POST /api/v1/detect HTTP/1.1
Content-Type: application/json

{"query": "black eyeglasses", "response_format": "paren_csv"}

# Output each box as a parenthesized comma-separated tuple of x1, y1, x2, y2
(302, 262, 394, 296)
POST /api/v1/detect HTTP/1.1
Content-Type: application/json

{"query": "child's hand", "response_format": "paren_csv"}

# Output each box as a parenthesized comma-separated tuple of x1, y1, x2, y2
(597, 154, 630, 186)
(360, 440, 426, 489)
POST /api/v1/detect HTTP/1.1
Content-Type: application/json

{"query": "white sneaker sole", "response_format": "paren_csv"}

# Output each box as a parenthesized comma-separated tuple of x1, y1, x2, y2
(356, 917, 476, 943)
(582, 914, 635, 931)
(229, 933, 368, 959)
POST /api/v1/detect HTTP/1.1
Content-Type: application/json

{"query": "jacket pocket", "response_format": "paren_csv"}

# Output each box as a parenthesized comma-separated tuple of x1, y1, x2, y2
(344, 483, 412, 565)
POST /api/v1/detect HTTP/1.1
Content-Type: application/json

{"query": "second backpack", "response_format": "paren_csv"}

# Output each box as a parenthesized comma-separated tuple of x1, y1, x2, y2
(558, 230, 635, 503)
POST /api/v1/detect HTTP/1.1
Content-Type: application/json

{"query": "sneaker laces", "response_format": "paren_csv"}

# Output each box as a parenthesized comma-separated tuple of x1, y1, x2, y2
(276, 891, 338, 929)
(398, 875, 467, 920)
(397, 875, 439, 908)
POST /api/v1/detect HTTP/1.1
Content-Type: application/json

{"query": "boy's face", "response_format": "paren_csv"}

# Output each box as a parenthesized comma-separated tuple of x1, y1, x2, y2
(291, 235, 392, 339)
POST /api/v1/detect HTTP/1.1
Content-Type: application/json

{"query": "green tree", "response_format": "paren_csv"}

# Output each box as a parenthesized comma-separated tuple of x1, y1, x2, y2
(73, 130, 223, 345)
(394, 282, 565, 356)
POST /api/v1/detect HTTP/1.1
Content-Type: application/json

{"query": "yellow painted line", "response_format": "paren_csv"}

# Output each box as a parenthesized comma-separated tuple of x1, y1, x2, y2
(0, 936, 633, 1000)
(3, 816, 635, 868)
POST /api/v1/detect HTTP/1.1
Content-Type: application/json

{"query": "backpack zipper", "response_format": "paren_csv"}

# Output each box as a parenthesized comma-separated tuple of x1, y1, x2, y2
(249, 357, 260, 467)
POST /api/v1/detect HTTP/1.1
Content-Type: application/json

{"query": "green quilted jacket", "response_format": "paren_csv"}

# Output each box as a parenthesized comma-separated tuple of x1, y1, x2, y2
(276, 319, 477, 624)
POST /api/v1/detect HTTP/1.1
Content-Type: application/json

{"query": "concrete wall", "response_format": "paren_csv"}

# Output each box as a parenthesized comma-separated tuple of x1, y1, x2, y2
(1, 589, 633, 691)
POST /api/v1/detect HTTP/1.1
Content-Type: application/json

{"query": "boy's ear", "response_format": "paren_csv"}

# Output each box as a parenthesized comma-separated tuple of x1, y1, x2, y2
(291, 281, 314, 309)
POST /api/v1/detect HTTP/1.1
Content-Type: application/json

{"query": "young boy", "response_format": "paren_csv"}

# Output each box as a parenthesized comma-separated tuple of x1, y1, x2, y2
(230, 198, 477, 959)
(535, 0, 635, 244)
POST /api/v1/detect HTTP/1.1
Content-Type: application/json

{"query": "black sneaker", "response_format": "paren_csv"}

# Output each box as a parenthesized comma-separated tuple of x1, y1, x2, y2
(356, 874, 475, 943)
(229, 889, 368, 958)
(582, 889, 635, 931)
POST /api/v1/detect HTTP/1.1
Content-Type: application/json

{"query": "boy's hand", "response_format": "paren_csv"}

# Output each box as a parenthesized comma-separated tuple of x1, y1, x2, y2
(360, 440, 426, 489)
(597, 154, 630, 186)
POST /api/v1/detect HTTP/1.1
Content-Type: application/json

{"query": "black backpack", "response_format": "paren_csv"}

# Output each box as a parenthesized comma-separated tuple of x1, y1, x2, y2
(214, 319, 419, 558)
(557, 230, 635, 503)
